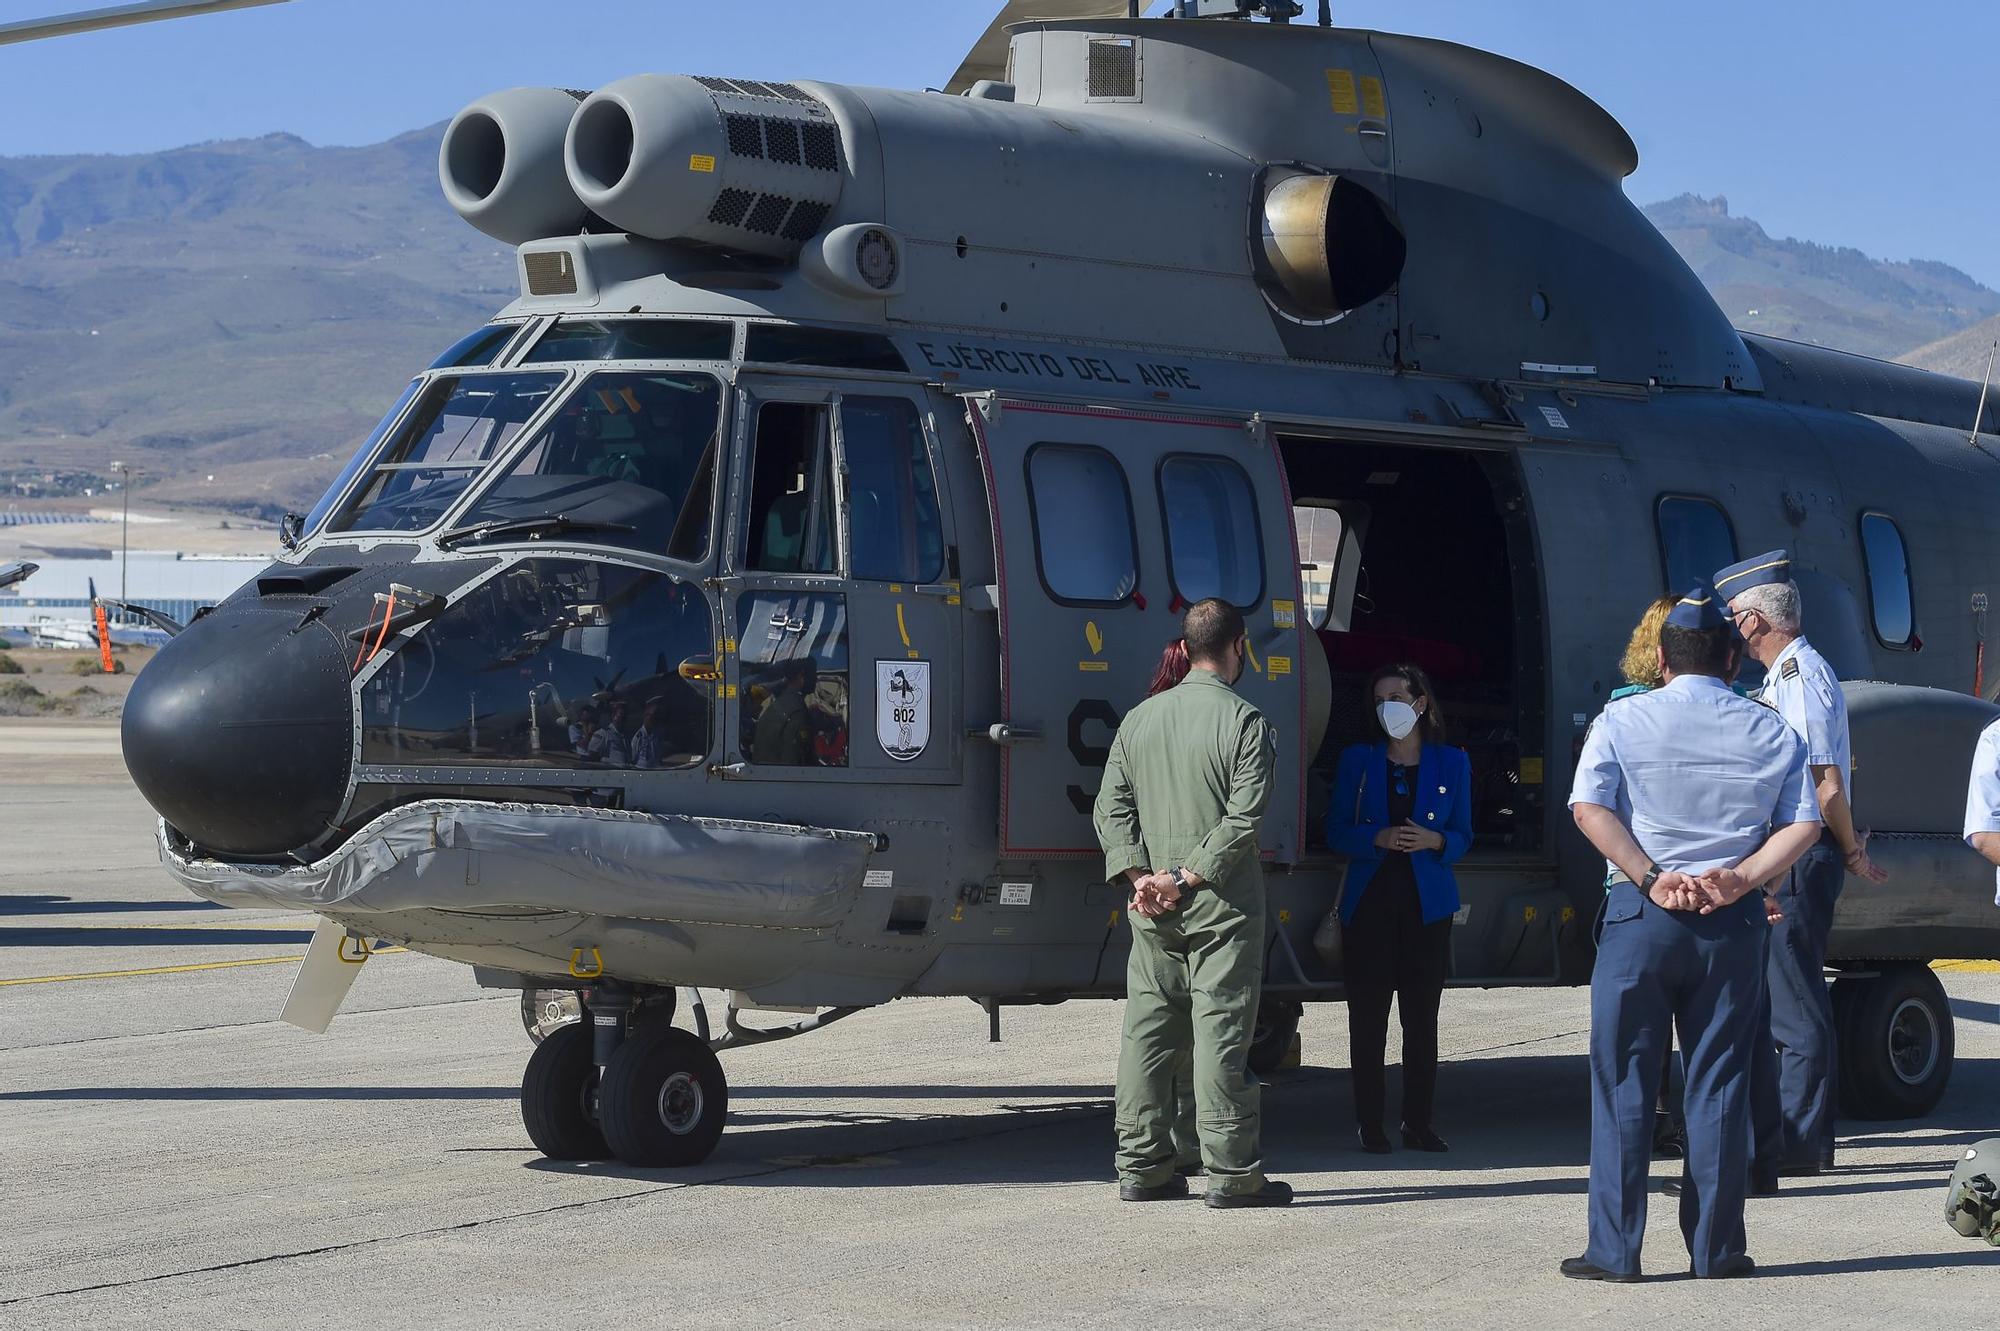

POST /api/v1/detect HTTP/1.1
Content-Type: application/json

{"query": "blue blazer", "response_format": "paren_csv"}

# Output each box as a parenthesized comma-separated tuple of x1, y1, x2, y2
(1326, 741, 1473, 925)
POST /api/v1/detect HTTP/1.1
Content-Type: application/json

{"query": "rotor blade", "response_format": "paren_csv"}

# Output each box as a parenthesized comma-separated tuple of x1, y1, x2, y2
(0, 0, 288, 48)
(279, 918, 368, 1035)
(944, 0, 1149, 96)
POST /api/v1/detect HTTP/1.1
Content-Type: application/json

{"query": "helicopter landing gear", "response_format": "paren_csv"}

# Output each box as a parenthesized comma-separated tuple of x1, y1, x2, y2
(597, 1024, 729, 1167)
(519, 1022, 609, 1159)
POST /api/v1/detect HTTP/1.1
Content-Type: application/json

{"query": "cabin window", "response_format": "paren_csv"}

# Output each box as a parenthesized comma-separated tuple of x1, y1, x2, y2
(841, 396, 943, 583)
(449, 371, 723, 562)
(1860, 512, 1915, 648)
(523, 318, 734, 363)
(1025, 444, 1138, 605)
(329, 371, 563, 534)
(428, 323, 521, 370)
(736, 591, 849, 767)
(1655, 495, 1737, 596)
(744, 403, 838, 573)
(1160, 455, 1264, 608)
(1294, 502, 1365, 632)
(744, 324, 908, 373)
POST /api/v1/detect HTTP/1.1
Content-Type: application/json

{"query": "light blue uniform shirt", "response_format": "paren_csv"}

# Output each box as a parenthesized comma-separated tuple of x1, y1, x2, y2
(1961, 717, 2000, 905)
(1763, 636, 1851, 780)
(1570, 673, 1821, 875)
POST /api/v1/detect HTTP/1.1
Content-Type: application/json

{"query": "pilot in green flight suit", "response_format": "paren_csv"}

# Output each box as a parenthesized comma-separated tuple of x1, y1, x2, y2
(1093, 598, 1291, 1207)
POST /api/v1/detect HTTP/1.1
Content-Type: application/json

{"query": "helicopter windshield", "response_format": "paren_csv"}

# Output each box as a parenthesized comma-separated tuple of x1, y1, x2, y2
(326, 371, 564, 535)
(445, 370, 723, 563)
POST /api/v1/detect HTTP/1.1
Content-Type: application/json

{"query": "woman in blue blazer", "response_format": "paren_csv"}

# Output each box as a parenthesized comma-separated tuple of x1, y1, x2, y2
(1326, 663, 1473, 1154)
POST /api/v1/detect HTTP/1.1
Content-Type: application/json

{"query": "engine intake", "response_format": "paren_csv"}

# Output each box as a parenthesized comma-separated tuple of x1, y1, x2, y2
(1257, 168, 1406, 322)
(565, 74, 845, 259)
(440, 87, 594, 245)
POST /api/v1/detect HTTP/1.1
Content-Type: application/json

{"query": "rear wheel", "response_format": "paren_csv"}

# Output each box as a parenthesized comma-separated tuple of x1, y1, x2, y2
(598, 1026, 729, 1167)
(521, 1022, 609, 1160)
(1834, 962, 1954, 1120)
(1248, 998, 1303, 1076)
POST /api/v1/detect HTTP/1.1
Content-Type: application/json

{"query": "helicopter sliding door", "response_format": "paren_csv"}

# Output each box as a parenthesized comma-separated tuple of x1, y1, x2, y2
(723, 376, 960, 781)
(968, 396, 1306, 860)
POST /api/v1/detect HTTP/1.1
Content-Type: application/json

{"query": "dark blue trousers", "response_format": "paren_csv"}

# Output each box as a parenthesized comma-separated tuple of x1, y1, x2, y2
(1748, 927, 1785, 1188)
(1588, 882, 1764, 1277)
(1768, 841, 1843, 1164)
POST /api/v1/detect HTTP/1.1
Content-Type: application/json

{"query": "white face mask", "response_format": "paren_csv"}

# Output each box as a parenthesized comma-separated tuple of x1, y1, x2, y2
(1376, 699, 1419, 740)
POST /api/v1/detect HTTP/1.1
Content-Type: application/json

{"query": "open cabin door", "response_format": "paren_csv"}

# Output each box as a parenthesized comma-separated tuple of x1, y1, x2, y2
(967, 395, 1306, 860)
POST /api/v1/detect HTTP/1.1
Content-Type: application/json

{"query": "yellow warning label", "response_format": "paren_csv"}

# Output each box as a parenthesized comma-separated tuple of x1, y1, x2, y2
(1272, 599, 1296, 629)
(1360, 75, 1387, 119)
(689, 154, 717, 173)
(1079, 660, 1110, 672)
(1267, 656, 1292, 677)
(1519, 756, 1545, 784)
(1325, 68, 1359, 115)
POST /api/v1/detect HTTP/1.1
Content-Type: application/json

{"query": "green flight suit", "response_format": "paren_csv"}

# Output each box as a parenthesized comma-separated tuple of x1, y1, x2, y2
(1093, 667, 1277, 1194)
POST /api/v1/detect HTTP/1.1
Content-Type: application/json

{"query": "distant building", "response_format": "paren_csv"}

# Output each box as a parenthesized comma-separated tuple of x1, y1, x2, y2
(0, 553, 265, 640)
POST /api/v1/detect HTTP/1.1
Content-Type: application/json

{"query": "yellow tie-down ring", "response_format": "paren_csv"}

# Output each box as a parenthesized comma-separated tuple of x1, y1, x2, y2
(569, 946, 605, 980)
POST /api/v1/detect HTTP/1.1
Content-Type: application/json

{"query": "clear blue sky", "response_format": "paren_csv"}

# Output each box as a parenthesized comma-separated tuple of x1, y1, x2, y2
(2, 0, 1995, 285)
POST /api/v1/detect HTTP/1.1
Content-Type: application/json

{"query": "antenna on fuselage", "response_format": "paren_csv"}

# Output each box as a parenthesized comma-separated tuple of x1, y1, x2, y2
(1971, 340, 1998, 446)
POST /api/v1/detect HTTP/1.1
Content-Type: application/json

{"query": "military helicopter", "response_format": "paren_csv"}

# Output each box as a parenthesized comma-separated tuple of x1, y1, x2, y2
(20, 0, 2000, 1168)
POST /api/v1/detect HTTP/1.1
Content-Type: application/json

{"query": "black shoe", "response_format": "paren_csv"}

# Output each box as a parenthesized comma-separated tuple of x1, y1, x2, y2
(1118, 1175, 1190, 1202)
(1692, 1255, 1756, 1279)
(1205, 1180, 1294, 1209)
(1750, 1173, 1780, 1198)
(1660, 1179, 1682, 1198)
(1559, 1257, 1639, 1284)
(1356, 1125, 1392, 1154)
(1652, 1121, 1687, 1159)
(1775, 1160, 1822, 1178)
(1400, 1122, 1450, 1153)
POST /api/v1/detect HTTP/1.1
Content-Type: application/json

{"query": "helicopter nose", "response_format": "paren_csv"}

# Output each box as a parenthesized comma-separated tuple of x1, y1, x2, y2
(122, 602, 355, 858)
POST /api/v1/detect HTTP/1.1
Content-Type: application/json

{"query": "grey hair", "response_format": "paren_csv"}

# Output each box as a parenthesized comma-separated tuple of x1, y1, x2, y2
(1733, 580, 1802, 633)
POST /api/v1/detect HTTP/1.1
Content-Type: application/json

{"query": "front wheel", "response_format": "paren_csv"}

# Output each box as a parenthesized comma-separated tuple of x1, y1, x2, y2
(598, 1026, 729, 1167)
(1834, 962, 1955, 1120)
(521, 1022, 609, 1160)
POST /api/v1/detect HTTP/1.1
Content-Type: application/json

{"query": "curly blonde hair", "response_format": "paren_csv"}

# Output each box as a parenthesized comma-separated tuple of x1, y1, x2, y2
(1619, 595, 1680, 689)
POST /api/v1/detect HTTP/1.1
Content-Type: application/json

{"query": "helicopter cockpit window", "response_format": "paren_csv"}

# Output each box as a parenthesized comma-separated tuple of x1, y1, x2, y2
(736, 591, 848, 768)
(359, 558, 715, 770)
(523, 318, 734, 363)
(1656, 495, 1737, 597)
(745, 402, 837, 573)
(1026, 444, 1137, 605)
(842, 396, 942, 583)
(1159, 455, 1264, 608)
(428, 323, 521, 370)
(328, 372, 563, 534)
(303, 378, 421, 537)
(449, 371, 723, 562)
(743, 324, 908, 373)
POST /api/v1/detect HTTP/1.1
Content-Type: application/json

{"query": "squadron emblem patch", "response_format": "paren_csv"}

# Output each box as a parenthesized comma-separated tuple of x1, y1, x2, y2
(876, 660, 932, 762)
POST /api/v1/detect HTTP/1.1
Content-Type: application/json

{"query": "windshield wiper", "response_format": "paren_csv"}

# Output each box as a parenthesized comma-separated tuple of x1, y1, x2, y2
(436, 515, 636, 549)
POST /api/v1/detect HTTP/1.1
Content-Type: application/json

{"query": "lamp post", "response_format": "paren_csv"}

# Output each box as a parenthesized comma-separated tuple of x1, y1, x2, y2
(111, 460, 141, 612)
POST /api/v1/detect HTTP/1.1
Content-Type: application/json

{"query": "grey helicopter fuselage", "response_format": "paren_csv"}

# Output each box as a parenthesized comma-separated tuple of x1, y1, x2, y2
(123, 16, 2000, 1091)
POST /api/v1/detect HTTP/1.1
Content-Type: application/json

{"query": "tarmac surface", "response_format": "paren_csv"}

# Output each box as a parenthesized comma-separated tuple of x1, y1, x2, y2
(1, 724, 1995, 1328)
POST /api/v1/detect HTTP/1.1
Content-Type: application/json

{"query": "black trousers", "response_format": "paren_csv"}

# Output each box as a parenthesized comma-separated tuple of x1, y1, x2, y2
(1342, 872, 1452, 1131)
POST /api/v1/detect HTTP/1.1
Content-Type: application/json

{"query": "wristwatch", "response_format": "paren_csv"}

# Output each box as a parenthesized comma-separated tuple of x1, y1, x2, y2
(1639, 864, 1663, 891)
(1170, 867, 1192, 893)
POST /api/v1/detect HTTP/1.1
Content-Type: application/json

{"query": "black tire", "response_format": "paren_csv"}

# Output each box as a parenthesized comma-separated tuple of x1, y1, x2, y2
(521, 1022, 609, 1160)
(1248, 998, 1304, 1076)
(598, 1026, 729, 1167)
(1833, 962, 1955, 1120)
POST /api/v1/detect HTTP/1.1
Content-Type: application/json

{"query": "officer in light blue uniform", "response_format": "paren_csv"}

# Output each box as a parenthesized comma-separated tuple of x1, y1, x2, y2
(1563, 584, 1822, 1282)
(1717, 549, 1886, 1175)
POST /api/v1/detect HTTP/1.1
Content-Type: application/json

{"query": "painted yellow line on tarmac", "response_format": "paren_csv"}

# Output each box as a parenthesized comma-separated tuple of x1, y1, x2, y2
(1932, 959, 2000, 974)
(0, 947, 406, 987)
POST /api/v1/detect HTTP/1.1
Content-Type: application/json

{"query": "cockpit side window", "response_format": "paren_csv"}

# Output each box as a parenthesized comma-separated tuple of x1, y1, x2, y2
(840, 396, 942, 583)
(451, 371, 723, 562)
(304, 378, 420, 537)
(428, 323, 521, 370)
(329, 372, 563, 534)
(744, 403, 837, 574)
(1860, 512, 1915, 649)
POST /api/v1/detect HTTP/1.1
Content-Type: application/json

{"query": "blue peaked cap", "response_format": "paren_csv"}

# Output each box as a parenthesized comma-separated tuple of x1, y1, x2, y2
(1666, 581, 1728, 631)
(1713, 549, 1791, 599)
